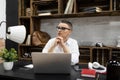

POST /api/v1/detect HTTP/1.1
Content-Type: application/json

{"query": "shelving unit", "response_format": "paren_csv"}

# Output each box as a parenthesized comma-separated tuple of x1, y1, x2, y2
(18, 0, 120, 63)
(79, 46, 120, 66)
(92, 47, 110, 66)
(76, 0, 110, 13)
(32, 0, 59, 16)
(79, 47, 91, 64)
(18, 44, 44, 60)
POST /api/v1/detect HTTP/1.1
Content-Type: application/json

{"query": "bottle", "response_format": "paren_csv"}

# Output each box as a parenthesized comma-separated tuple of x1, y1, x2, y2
(106, 60, 120, 80)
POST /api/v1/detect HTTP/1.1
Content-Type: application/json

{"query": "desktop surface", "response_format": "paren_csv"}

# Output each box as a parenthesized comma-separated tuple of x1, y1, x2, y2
(0, 60, 106, 80)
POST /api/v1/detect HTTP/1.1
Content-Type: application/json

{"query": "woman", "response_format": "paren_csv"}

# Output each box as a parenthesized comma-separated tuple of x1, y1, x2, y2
(32, 31, 51, 46)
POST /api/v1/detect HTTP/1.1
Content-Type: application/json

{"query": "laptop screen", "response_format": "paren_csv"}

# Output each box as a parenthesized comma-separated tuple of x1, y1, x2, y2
(31, 52, 71, 74)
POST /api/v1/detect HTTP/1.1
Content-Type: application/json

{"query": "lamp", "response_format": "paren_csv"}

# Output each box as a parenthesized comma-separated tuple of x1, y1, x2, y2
(0, 21, 26, 44)
(7, 25, 26, 44)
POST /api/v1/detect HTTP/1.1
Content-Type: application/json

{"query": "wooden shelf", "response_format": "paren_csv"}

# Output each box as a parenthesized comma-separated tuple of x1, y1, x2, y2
(32, 0, 58, 15)
(18, 44, 45, 60)
(79, 46, 120, 66)
(76, 0, 110, 13)
(18, 0, 120, 62)
(31, 11, 120, 19)
(19, 16, 31, 19)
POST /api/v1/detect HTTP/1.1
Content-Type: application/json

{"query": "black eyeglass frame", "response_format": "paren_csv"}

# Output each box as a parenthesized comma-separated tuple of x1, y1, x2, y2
(56, 26, 71, 30)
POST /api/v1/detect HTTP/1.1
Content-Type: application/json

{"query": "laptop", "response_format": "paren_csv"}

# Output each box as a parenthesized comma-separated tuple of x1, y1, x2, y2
(31, 52, 71, 74)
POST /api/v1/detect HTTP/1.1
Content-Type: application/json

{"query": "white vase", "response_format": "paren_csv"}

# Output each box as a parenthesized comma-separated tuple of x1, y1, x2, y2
(3, 62, 14, 70)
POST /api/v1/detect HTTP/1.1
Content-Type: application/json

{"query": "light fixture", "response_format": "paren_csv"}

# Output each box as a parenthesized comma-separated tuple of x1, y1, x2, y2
(0, 21, 6, 26)
(0, 21, 26, 44)
(7, 25, 26, 44)
(0, 21, 6, 39)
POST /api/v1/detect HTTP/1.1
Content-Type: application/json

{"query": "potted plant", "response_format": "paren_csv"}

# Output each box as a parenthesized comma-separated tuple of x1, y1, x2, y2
(0, 48, 18, 70)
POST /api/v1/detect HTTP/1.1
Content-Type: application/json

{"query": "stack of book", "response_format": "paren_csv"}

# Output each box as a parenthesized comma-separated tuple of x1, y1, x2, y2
(81, 69, 96, 78)
(82, 7, 102, 13)
(37, 8, 58, 16)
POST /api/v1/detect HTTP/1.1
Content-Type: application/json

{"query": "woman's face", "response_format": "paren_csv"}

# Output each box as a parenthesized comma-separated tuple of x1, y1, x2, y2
(32, 32, 38, 41)
(32, 32, 42, 45)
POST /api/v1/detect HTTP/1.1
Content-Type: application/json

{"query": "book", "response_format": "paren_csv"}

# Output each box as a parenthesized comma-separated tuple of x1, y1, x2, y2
(82, 7, 102, 13)
(37, 9, 58, 16)
(81, 69, 96, 78)
(37, 9, 58, 14)
(64, 0, 74, 14)
(38, 12, 51, 16)
(25, 34, 31, 45)
(112, 0, 120, 11)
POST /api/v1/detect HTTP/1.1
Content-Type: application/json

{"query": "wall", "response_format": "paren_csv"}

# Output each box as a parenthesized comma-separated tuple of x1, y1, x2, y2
(3, 0, 120, 49)
(0, 0, 18, 50)
(0, 0, 6, 50)
(0, 0, 6, 39)
(40, 16, 120, 47)
(6, 0, 18, 50)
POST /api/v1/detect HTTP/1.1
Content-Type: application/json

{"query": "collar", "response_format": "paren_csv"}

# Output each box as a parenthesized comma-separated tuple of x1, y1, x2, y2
(65, 38, 71, 46)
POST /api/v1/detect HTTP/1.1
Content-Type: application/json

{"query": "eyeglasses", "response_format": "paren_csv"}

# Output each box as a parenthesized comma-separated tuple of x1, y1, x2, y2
(56, 26, 71, 30)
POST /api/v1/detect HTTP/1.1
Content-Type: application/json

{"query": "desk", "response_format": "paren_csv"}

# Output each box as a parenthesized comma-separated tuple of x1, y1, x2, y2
(0, 61, 106, 80)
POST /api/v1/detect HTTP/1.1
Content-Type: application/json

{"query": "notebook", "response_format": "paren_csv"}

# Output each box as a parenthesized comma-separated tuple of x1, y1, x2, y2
(31, 52, 71, 74)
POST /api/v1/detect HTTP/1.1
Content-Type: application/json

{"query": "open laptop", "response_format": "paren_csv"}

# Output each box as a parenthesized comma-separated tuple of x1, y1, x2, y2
(31, 52, 71, 74)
